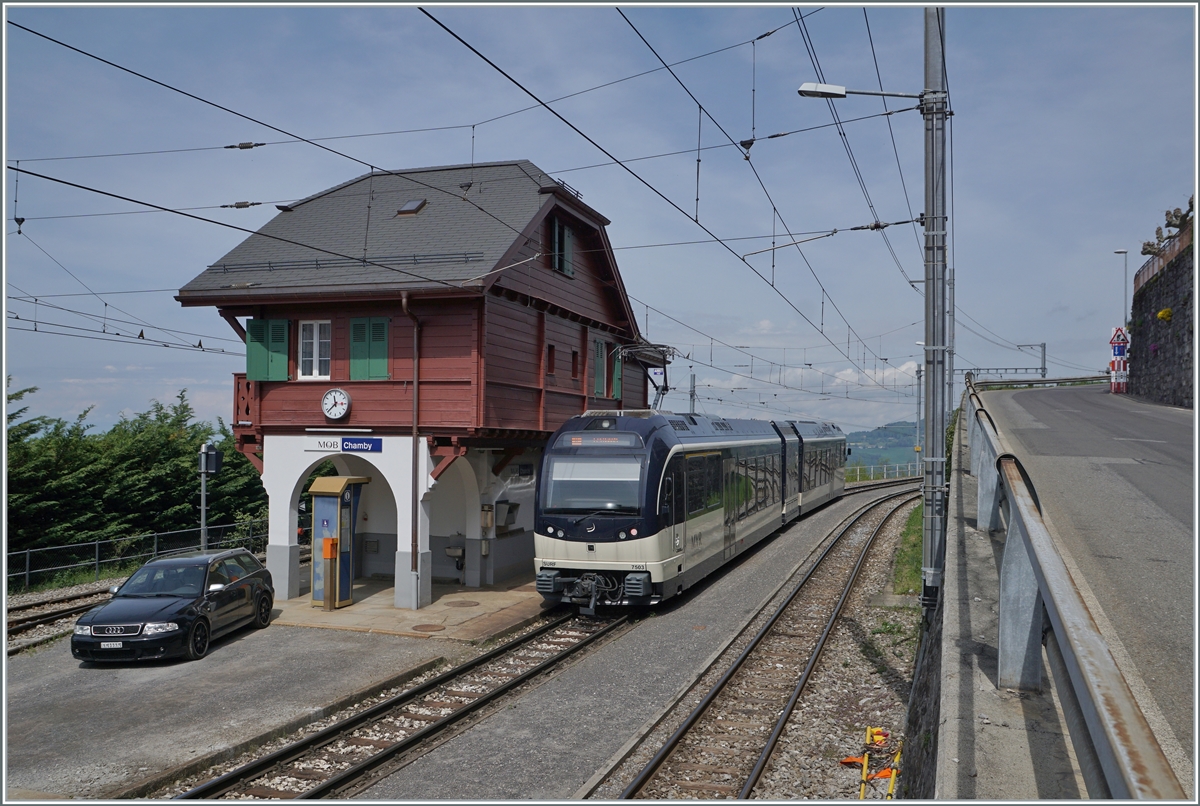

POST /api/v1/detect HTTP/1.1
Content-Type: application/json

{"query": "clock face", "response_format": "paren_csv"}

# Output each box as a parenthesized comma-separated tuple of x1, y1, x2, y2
(322, 388, 350, 419)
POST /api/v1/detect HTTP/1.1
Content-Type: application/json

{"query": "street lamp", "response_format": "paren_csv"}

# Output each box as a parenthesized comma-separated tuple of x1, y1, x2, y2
(799, 9, 948, 616)
(1114, 249, 1128, 327)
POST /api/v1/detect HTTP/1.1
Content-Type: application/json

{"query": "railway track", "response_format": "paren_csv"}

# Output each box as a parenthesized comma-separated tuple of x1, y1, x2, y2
(6, 597, 110, 637)
(589, 489, 917, 799)
(176, 611, 626, 800)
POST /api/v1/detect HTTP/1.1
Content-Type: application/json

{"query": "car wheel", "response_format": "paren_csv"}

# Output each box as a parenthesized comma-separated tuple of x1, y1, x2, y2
(253, 593, 273, 629)
(185, 619, 210, 661)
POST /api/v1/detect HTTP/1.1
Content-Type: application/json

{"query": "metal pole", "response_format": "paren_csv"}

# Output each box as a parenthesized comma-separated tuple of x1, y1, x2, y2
(921, 6, 949, 614)
(200, 444, 209, 551)
(95, 541, 101, 581)
(689, 373, 696, 414)
(26, 549, 31, 589)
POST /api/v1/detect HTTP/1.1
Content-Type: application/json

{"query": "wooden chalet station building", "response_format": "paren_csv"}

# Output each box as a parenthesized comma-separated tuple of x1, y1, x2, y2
(178, 160, 658, 609)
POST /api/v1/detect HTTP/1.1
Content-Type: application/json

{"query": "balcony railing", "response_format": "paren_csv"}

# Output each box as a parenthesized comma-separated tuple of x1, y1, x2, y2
(1133, 220, 1192, 294)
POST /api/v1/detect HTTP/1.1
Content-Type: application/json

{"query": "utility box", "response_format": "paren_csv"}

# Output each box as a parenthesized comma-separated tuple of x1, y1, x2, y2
(308, 476, 370, 609)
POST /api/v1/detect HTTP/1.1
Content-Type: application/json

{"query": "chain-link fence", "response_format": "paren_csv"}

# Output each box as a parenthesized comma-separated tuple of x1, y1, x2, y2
(845, 462, 921, 483)
(6, 519, 278, 593)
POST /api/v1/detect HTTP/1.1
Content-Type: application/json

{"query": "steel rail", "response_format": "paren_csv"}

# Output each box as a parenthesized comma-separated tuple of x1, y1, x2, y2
(175, 612, 624, 800)
(965, 376, 1184, 799)
(176, 610, 574, 799)
(302, 614, 628, 799)
(6, 601, 101, 634)
(739, 493, 920, 797)
(6, 589, 112, 614)
(619, 488, 916, 799)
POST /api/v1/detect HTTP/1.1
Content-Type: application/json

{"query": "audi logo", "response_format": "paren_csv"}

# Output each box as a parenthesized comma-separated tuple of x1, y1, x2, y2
(104, 626, 123, 635)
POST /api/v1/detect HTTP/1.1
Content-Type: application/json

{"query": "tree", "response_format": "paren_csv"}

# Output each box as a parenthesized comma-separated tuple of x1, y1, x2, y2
(4, 386, 268, 553)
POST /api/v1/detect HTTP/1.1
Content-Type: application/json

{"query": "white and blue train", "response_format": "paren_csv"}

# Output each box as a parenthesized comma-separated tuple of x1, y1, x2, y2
(534, 410, 847, 611)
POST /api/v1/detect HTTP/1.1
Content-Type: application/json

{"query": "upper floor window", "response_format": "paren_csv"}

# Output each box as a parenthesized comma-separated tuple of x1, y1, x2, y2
(299, 320, 331, 379)
(550, 216, 575, 277)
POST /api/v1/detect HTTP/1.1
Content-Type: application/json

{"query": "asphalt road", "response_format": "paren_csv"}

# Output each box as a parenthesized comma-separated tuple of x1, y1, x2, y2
(980, 385, 1194, 763)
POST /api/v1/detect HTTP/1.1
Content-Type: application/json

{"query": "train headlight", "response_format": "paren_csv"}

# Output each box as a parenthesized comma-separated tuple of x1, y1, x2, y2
(556, 530, 564, 538)
(546, 526, 554, 535)
(618, 531, 627, 540)
(630, 528, 638, 536)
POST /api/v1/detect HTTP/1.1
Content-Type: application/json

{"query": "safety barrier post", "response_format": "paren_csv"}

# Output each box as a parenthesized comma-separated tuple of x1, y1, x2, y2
(998, 496, 1044, 689)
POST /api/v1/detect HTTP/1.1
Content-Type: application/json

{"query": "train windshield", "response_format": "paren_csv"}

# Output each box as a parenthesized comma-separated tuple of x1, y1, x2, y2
(542, 456, 643, 514)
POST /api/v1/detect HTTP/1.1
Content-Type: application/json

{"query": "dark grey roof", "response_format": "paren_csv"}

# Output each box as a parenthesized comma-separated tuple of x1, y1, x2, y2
(178, 160, 572, 300)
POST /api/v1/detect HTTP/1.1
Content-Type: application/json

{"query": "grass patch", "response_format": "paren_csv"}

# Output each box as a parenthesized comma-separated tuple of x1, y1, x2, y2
(893, 503, 923, 595)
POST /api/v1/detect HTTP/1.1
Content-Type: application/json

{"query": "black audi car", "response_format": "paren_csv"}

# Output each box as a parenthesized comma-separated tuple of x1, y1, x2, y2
(71, 547, 274, 662)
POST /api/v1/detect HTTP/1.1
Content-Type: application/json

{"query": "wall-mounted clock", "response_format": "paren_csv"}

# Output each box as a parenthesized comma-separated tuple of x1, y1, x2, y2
(321, 388, 351, 419)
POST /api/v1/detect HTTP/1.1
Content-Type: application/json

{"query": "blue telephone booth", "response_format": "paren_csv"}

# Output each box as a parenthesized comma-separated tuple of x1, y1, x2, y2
(308, 476, 370, 609)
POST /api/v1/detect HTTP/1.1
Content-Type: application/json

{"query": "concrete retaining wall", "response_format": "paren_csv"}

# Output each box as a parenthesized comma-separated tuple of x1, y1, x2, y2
(1128, 239, 1194, 408)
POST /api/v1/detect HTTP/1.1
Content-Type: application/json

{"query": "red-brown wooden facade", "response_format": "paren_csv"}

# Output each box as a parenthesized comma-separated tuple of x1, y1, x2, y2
(211, 185, 649, 473)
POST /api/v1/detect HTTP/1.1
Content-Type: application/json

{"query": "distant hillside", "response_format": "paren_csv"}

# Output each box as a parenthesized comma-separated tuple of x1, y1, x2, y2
(846, 420, 920, 467)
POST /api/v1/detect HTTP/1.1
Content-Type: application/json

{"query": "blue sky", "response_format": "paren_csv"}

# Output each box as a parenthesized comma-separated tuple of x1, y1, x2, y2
(4, 4, 1195, 434)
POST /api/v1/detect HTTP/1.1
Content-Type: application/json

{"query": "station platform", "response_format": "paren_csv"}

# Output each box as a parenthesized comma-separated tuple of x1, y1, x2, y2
(272, 572, 551, 644)
(935, 407, 1087, 798)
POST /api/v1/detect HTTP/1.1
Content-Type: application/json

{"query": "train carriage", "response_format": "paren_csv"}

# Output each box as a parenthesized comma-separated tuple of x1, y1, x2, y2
(534, 410, 846, 612)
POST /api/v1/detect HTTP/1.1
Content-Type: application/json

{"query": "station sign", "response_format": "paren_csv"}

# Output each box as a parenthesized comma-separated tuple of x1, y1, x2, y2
(305, 436, 383, 453)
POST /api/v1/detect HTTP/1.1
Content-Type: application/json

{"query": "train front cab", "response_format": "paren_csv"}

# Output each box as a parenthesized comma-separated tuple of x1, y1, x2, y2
(535, 411, 797, 612)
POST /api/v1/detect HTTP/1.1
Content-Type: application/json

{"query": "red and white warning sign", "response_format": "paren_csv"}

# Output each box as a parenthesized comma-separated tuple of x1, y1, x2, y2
(1110, 327, 1129, 393)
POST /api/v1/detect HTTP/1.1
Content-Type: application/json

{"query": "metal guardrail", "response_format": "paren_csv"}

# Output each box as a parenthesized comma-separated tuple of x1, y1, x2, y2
(845, 462, 920, 482)
(4, 519, 298, 591)
(970, 374, 1108, 391)
(964, 376, 1183, 799)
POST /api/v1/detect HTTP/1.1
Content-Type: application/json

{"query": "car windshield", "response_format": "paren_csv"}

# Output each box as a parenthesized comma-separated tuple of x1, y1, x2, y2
(542, 455, 643, 514)
(118, 564, 206, 597)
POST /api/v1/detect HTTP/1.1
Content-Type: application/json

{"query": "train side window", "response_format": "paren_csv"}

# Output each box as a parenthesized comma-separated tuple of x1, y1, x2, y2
(686, 455, 706, 515)
(706, 454, 722, 509)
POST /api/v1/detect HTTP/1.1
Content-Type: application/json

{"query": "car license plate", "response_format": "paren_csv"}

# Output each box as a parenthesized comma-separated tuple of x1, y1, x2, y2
(100, 641, 123, 649)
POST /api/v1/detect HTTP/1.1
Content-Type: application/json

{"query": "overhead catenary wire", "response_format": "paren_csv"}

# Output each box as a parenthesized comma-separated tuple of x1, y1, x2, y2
(793, 9, 916, 290)
(6, 289, 242, 345)
(9, 14, 1067, 391)
(617, 8, 912, 389)
(421, 9, 897, 396)
(12, 230, 197, 349)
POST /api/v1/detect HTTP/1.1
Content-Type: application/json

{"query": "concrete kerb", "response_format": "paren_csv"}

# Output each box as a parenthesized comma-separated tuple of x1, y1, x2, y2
(101, 657, 443, 799)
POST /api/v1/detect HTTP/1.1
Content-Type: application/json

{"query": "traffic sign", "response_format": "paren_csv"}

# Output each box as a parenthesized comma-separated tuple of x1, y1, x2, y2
(1110, 327, 1129, 346)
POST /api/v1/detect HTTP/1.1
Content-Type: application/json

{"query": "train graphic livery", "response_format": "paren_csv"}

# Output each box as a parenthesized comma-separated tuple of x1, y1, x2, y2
(534, 410, 847, 612)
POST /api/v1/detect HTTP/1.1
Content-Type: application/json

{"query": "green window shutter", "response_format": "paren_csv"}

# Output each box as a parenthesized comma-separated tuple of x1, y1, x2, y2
(593, 340, 606, 397)
(612, 348, 622, 400)
(368, 318, 389, 379)
(246, 319, 269, 381)
(551, 217, 561, 271)
(267, 319, 289, 380)
(562, 224, 574, 277)
(349, 318, 369, 380)
(351, 318, 389, 380)
(247, 319, 288, 381)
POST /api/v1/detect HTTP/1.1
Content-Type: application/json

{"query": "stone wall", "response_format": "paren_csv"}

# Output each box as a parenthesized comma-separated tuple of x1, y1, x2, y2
(1128, 237, 1194, 408)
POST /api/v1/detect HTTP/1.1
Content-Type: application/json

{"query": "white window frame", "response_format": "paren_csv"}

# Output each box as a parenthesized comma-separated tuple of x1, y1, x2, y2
(298, 320, 332, 380)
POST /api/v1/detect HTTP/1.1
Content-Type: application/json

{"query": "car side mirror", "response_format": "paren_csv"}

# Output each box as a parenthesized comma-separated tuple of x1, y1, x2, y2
(108, 585, 120, 595)
(208, 583, 226, 593)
